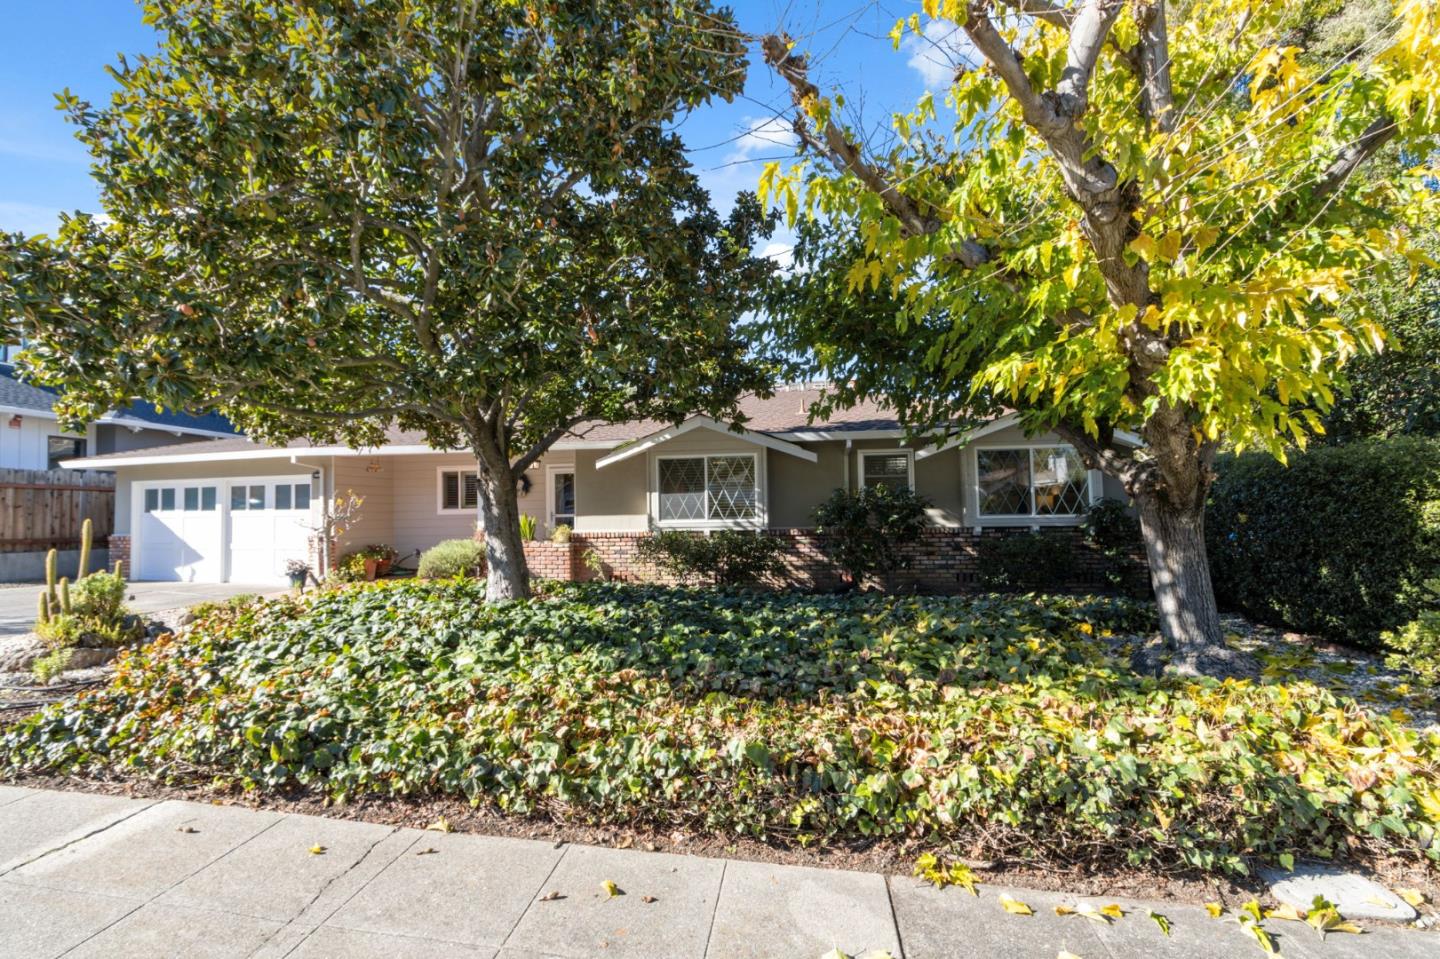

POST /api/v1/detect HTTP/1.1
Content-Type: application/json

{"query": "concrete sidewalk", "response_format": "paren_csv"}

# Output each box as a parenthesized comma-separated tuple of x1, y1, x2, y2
(0, 786, 1430, 959)
(0, 583, 283, 636)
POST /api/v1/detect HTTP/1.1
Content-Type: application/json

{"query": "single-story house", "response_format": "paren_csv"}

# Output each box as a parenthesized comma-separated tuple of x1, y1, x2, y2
(1, 350, 237, 471)
(61, 387, 1133, 588)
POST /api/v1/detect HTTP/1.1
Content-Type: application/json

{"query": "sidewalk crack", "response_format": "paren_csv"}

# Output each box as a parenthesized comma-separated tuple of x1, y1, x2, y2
(250, 824, 403, 959)
(496, 842, 571, 950)
(0, 798, 160, 879)
(701, 859, 727, 959)
(883, 875, 907, 959)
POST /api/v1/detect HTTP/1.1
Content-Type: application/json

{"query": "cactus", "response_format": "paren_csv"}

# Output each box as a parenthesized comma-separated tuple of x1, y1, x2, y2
(78, 518, 92, 579)
(37, 590, 50, 625)
(59, 577, 72, 615)
(45, 548, 58, 614)
(114, 559, 125, 581)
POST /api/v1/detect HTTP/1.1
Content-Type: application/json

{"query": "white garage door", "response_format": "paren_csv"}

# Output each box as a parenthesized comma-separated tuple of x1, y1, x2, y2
(226, 479, 313, 584)
(138, 484, 223, 582)
(134, 477, 314, 584)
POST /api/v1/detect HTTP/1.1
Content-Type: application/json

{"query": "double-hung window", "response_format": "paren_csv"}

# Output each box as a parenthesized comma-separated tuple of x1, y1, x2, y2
(657, 454, 758, 524)
(976, 446, 1089, 517)
(439, 469, 479, 512)
(859, 451, 913, 491)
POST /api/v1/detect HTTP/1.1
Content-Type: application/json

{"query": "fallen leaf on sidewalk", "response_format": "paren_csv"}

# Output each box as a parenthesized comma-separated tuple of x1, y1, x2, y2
(818, 949, 849, 959)
(1147, 910, 1171, 936)
(1205, 902, 1224, 918)
(1264, 903, 1305, 922)
(601, 879, 623, 898)
(539, 891, 564, 902)
(1239, 921, 1277, 955)
(1055, 904, 1111, 924)
(308, 845, 326, 855)
(1098, 903, 1124, 919)
(999, 894, 1034, 916)
(1397, 888, 1426, 908)
(1057, 952, 1084, 959)
(416, 847, 438, 856)
(426, 817, 453, 833)
(176, 826, 199, 834)
(641, 895, 657, 903)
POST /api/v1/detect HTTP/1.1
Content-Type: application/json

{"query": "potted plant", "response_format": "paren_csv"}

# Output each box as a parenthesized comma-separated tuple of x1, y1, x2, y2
(551, 523, 572, 544)
(360, 544, 398, 578)
(285, 559, 311, 590)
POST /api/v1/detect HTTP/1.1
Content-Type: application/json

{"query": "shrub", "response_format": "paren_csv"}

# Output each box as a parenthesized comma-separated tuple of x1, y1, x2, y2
(333, 552, 369, 582)
(635, 530, 784, 586)
(1084, 498, 1147, 595)
(976, 531, 1078, 590)
(4, 581, 1438, 879)
(811, 485, 930, 588)
(1384, 579, 1440, 688)
(70, 570, 127, 622)
(519, 514, 537, 541)
(1207, 438, 1440, 648)
(417, 539, 485, 579)
(30, 648, 73, 684)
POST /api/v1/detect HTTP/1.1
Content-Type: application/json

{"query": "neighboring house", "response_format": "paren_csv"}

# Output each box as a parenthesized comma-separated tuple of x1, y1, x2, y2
(1, 346, 237, 470)
(61, 386, 1134, 587)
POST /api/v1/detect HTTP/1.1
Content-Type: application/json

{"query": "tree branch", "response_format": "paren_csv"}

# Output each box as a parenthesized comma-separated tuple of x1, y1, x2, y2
(1314, 115, 1397, 200)
(1136, 1, 1176, 133)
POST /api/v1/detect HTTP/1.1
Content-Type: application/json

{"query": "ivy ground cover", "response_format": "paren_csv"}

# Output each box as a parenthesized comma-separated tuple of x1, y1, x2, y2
(3, 581, 1438, 878)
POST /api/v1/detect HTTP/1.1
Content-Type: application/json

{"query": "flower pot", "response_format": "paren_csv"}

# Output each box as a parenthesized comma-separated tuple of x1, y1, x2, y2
(363, 557, 380, 581)
(288, 572, 307, 589)
(376, 558, 393, 577)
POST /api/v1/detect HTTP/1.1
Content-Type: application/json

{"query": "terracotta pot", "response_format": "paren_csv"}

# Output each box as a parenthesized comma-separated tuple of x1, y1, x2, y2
(376, 558, 393, 577)
(363, 557, 380, 581)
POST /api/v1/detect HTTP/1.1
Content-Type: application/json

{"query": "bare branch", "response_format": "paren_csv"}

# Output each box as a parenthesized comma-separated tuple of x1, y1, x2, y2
(996, 0, 1074, 28)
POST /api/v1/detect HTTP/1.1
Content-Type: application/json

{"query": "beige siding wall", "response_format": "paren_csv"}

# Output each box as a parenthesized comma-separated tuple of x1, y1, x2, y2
(114, 459, 313, 535)
(328, 456, 395, 555)
(384, 452, 566, 557)
(767, 440, 848, 527)
(573, 448, 647, 532)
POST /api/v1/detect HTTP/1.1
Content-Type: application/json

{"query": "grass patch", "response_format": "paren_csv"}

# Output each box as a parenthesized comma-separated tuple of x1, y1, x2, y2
(3, 581, 1437, 877)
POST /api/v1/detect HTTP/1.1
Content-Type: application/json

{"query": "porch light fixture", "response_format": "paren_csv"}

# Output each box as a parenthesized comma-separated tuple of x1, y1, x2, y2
(365, 459, 382, 473)
(6, 415, 20, 429)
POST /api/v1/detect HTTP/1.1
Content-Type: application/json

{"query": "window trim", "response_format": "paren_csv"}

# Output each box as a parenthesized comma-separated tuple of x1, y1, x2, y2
(436, 466, 480, 515)
(546, 464, 577, 532)
(652, 451, 764, 529)
(857, 448, 915, 491)
(972, 443, 1098, 523)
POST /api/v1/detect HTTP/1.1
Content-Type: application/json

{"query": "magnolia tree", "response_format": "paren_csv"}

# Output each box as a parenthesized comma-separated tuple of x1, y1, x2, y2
(0, 0, 776, 602)
(761, 0, 1440, 670)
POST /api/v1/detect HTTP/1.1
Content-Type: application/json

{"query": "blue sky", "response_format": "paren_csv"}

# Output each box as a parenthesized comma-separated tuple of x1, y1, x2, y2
(0, 1, 968, 262)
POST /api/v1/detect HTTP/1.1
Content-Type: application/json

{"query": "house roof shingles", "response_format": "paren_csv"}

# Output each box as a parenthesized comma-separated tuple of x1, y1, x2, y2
(66, 387, 901, 466)
(1, 366, 237, 436)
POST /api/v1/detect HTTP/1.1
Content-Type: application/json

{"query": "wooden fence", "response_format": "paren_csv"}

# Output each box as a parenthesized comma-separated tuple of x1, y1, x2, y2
(0, 468, 115, 553)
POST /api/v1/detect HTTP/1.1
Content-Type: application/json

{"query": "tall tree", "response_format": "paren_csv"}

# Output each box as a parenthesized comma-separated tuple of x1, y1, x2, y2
(0, 0, 775, 602)
(761, 0, 1440, 670)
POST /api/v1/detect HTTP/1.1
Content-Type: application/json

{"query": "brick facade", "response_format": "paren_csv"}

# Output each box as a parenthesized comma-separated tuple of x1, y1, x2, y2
(107, 534, 131, 579)
(492, 528, 1146, 595)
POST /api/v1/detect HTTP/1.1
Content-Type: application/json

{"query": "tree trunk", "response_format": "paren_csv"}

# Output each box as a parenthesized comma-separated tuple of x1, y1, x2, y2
(474, 454, 531, 603)
(1133, 489, 1240, 676)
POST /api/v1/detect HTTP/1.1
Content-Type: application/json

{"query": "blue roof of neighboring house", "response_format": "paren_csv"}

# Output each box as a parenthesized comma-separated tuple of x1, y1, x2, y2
(0, 365, 238, 436)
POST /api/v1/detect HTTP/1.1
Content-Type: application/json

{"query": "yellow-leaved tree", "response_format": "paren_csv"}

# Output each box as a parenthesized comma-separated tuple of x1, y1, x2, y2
(762, 0, 1440, 671)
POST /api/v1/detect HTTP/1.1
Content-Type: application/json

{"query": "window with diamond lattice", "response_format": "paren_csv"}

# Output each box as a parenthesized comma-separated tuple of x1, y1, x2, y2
(658, 454, 758, 523)
(978, 447, 1089, 517)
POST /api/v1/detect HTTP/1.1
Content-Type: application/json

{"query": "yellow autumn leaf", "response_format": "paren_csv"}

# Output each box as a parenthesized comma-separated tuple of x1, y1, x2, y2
(1239, 921, 1277, 955)
(1099, 903, 1125, 920)
(1058, 953, 1084, 959)
(819, 950, 850, 959)
(999, 894, 1034, 916)
(1055, 904, 1111, 924)
(308, 844, 326, 855)
(1397, 888, 1426, 908)
(601, 879, 623, 898)
(1264, 903, 1305, 922)
(426, 816, 453, 833)
(1205, 902, 1224, 918)
(1148, 910, 1171, 936)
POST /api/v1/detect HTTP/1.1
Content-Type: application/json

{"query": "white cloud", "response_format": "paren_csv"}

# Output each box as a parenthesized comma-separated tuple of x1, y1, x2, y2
(760, 239, 794, 271)
(727, 115, 797, 164)
(903, 19, 980, 90)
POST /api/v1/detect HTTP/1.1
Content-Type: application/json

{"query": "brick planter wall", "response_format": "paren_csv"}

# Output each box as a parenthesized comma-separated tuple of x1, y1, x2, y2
(522, 540, 577, 581)
(560, 528, 1146, 595)
(107, 535, 131, 579)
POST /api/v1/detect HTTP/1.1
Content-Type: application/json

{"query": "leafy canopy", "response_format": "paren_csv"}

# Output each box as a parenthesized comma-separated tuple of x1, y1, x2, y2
(1, 0, 773, 459)
(763, 0, 1440, 460)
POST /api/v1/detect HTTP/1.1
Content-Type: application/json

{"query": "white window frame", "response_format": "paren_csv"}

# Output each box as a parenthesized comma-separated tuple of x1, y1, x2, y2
(857, 448, 915, 490)
(546, 464, 577, 532)
(971, 443, 1100, 525)
(651, 451, 765, 529)
(436, 466, 480, 515)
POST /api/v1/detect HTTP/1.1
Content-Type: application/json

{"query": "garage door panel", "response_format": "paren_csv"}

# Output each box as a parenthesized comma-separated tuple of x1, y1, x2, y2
(226, 479, 313, 584)
(138, 484, 222, 582)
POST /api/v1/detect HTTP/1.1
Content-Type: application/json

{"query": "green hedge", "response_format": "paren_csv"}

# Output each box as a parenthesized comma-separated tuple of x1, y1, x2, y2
(1207, 437, 1440, 647)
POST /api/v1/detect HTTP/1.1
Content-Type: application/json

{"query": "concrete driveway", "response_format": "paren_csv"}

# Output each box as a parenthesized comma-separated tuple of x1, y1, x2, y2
(0, 582, 285, 637)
